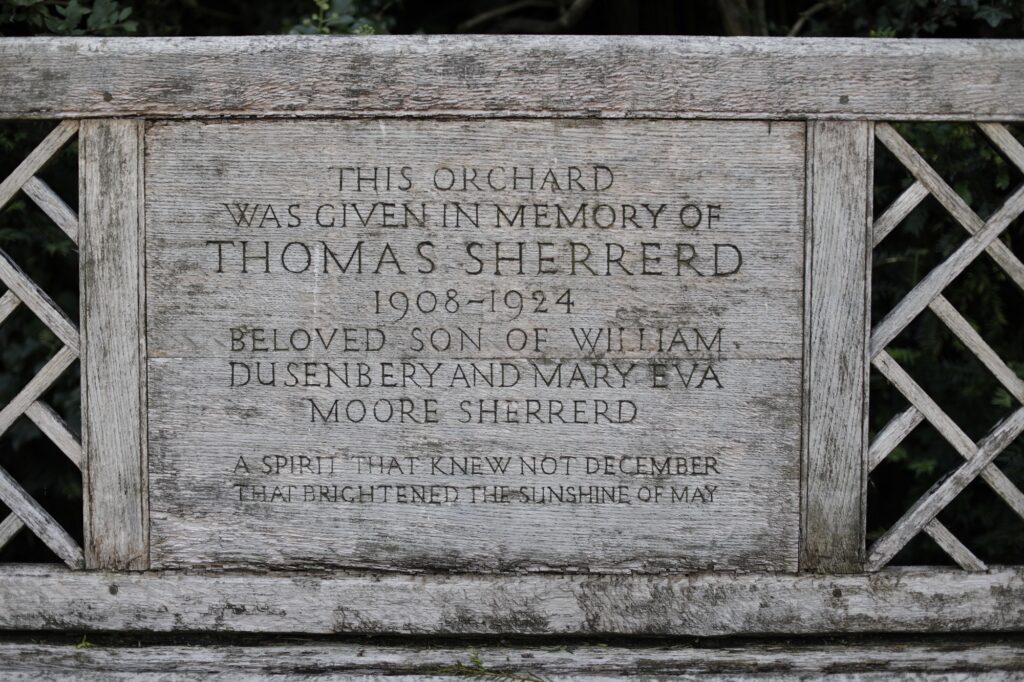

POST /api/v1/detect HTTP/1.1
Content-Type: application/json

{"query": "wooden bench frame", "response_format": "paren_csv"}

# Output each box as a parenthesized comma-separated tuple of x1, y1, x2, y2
(0, 36, 1022, 636)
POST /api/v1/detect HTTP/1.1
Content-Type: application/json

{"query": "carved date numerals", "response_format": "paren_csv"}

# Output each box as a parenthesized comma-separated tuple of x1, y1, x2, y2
(372, 289, 575, 321)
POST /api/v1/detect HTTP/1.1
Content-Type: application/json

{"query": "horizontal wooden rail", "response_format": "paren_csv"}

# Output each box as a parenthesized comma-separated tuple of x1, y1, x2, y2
(1, 37, 1023, 120)
(2, 637, 1023, 678)
(2, 565, 1023, 635)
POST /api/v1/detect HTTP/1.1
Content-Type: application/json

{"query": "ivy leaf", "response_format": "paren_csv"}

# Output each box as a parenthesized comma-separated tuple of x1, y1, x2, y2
(87, 0, 118, 30)
(976, 5, 1012, 27)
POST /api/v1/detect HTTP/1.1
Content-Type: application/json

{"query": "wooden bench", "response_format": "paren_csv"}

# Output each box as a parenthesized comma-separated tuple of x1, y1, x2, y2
(0, 36, 1022, 677)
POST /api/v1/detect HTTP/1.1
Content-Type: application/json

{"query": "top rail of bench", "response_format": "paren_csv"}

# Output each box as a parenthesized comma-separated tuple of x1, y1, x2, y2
(1, 36, 1022, 121)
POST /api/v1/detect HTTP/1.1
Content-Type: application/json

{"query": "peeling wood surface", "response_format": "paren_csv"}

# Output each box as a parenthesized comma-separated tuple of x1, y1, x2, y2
(2, 565, 1023, 635)
(1, 636, 1023, 680)
(2, 37, 1024, 120)
(144, 118, 805, 572)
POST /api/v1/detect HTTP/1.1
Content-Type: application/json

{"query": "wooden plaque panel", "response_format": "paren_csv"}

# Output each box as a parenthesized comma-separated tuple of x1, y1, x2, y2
(145, 119, 805, 571)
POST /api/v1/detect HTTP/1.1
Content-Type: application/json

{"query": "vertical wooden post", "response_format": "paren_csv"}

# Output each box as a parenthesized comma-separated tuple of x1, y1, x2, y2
(802, 120, 873, 573)
(80, 119, 148, 570)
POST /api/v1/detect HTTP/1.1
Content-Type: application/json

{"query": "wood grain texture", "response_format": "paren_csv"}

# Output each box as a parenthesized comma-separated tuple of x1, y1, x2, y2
(0, 250, 78, 351)
(872, 180, 927, 247)
(21, 176, 78, 244)
(0, 120, 77, 209)
(1, 37, 1024, 120)
(875, 123, 1024, 293)
(0, 346, 77, 436)
(923, 519, 986, 572)
(0, 290, 20, 326)
(145, 119, 806, 572)
(870, 183, 1024, 357)
(0, 513, 23, 550)
(0, 470, 83, 568)
(868, 405, 923, 471)
(873, 352, 978, 457)
(871, 350, 1024, 524)
(801, 121, 871, 572)
(80, 119, 148, 570)
(979, 122, 1024, 173)
(868, 401, 1024, 570)
(25, 401, 81, 467)
(929, 295, 1024, 404)
(2, 637, 1023, 680)
(2, 564, 1024, 635)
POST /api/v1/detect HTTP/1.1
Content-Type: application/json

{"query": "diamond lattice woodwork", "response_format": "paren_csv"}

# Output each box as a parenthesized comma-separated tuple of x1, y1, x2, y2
(0, 121, 83, 569)
(867, 122, 1024, 572)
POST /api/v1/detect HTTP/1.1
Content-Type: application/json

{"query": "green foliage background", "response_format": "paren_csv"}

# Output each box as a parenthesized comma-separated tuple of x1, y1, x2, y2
(1, 0, 1022, 565)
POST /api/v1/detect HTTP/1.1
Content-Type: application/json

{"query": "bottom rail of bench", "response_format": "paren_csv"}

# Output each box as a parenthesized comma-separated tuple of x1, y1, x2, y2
(1, 564, 1023, 636)
(0, 635, 1022, 680)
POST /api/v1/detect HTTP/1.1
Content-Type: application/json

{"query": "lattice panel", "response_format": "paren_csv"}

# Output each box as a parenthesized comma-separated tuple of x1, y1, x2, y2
(0, 121, 83, 569)
(868, 122, 1024, 571)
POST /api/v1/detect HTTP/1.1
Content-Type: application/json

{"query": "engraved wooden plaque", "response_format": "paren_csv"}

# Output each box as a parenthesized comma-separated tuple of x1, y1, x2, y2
(145, 119, 806, 571)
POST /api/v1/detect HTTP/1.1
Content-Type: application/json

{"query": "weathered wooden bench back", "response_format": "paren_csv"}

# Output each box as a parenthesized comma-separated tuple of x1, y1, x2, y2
(0, 36, 1022, 636)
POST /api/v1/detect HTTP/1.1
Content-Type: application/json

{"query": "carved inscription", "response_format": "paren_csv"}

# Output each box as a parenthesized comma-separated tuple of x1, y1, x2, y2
(145, 119, 805, 571)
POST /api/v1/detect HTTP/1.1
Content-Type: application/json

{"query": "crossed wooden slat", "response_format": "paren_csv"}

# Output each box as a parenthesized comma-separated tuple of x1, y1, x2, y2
(0, 121, 83, 569)
(867, 122, 1024, 571)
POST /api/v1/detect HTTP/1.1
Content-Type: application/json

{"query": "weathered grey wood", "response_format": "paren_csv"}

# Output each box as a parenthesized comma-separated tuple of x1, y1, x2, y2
(872, 349, 1024, 523)
(2, 37, 1024, 120)
(0, 120, 77, 209)
(25, 401, 81, 467)
(923, 519, 987, 572)
(979, 122, 1024, 173)
(872, 180, 927, 247)
(0, 345, 77, 436)
(2, 35, 1021, 642)
(144, 118, 805, 572)
(135, 118, 149, 564)
(870, 183, 1024, 357)
(2, 636, 1023, 680)
(868, 404, 1024, 569)
(2, 564, 1024, 634)
(869, 405, 923, 471)
(875, 123, 1024, 293)
(80, 119, 148, 571)
(0, 513, 23, 550)
(21, 176, 78, 244)
(873, 352, 980, 457)
(0, 471, 83, 568)
(0, 290, 20, 326)
(0, 250, 78, 351)
(802, 120, 871, 573)
(929, 294, 1024, 404)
